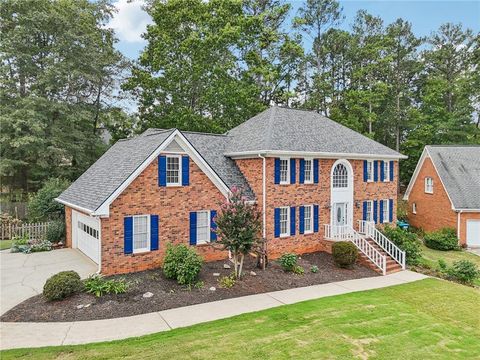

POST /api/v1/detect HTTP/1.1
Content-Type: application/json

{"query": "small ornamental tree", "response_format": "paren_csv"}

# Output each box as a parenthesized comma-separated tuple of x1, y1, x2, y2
(214, 187, 261, 279)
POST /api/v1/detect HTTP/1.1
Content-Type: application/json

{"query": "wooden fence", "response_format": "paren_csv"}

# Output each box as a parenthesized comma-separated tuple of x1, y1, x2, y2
(0, 222, 52, 240)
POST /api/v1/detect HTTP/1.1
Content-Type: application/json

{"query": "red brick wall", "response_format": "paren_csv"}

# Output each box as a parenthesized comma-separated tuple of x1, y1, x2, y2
(459, 212, 480, 246)
(236, 158, 398, 259)
(99, 155, 228, 275)
(407, 157, 457, 233)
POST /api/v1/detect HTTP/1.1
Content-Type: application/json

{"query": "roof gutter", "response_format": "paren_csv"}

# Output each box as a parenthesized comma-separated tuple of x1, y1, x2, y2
(226, 150, 407, 160)
(54, 198, 95, 216)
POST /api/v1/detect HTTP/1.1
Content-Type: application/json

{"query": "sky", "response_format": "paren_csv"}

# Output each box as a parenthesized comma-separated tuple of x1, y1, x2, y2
(109, 0, 480, 60)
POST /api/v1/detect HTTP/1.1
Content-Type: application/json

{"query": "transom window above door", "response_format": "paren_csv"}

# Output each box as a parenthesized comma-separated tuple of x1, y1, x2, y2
(333, 163, 348, 188)
(279, 159, 289, 184)
(166, 155, 181, 186)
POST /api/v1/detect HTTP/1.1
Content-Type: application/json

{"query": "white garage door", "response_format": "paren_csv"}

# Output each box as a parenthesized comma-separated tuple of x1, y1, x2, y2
(73, 210, 100, 264)
(466, 220, 480, 248)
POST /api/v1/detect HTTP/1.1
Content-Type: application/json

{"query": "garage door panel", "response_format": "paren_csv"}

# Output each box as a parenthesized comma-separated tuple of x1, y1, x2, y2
(73, 210, 100, 264)
(466, 220, 480, 247)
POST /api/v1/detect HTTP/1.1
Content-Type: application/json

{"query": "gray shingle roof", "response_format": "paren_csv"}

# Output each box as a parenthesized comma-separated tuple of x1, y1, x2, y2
(57, 129, 175, 212)
(427, 145, 480, 209)
(226, 106, 405, 158)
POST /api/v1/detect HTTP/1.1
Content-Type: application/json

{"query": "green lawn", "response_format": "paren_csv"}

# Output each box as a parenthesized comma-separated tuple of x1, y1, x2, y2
(2, 278, 479, 360)
(0, 240, 12, 250)
(420, 244, 480, 268)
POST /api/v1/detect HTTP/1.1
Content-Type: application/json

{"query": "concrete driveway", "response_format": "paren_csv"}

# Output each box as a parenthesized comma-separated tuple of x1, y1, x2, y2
(0, 249, 97, 315)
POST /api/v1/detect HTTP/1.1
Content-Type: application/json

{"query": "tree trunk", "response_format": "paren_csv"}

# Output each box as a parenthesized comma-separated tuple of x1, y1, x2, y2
(238, 253, 245, 279)
(395, 93, 401, 152)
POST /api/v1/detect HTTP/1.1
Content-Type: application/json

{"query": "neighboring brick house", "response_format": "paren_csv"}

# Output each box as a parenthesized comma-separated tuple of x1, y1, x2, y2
(403, 145, 480, 248)
(57, 107, 407, 275)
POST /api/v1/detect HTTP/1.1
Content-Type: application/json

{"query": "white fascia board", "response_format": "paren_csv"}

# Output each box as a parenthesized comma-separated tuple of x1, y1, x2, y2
(54, 198, 95, 216)
(93, 130, 231, 217)
(225, 150, 407, 160)
(455, 209, 480, 212)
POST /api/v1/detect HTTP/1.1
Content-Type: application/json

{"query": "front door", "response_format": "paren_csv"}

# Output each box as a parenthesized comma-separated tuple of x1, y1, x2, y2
(333, 202, 348, 227)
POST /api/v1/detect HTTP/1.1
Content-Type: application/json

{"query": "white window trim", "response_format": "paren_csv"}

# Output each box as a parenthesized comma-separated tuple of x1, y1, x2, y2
(412, 202, 417, 214)
(367, 160, 374, 182)
(196, 210, 211, 245)
(166, 154, 182, 187)
(279, 158, 290, 185)
(366, 200, 374, 222)
(425, 177, 433, 194)
(304, 205, 314, 234)
(304, 159, 313, 184)
(382, 199, 390, 223)
(133, 215, 150, 254)
(383, 161, 390, 182)
(279, 206, 290, 237)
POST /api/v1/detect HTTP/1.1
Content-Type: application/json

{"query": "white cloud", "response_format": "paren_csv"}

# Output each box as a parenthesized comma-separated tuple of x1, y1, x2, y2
(109, 0, 152, 43)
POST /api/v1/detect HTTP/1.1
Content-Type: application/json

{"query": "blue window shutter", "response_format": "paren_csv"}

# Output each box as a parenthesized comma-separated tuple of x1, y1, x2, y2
(274, 158, 280, 184)
(390, 161, 394, 181)
(373, 200, 378, 223)
(380, 161, 385, 182)
(299, 206, 305, 234)
(124, 217, 133, 254)
(389, 199, 394, 223)
(150, 215, 159, 251)
(374, 161, 379, 182)
(363, 202, 367, 221)
(182, 156, 189, 186)
(290, 159, 296, 184)
(379, 201, 384, 224)
(290, 207, 296, 235)
(363, 160, 368, 182)
(313, 205, 319, 232)
(274, 208, 280, 238)
(158, 155, 167, 186)
(189, 212, 197, 245)
(299, 159, 305, 184)
(210, 210, 217, 242)
(313, 159, 319, 184)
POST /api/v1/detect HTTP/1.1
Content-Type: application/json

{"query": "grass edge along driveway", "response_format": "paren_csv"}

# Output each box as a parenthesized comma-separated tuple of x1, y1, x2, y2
(2, 278, 479, 360)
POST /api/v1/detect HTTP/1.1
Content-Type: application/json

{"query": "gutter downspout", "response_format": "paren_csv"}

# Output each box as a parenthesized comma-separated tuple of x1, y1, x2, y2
(456, 210, 462, 243)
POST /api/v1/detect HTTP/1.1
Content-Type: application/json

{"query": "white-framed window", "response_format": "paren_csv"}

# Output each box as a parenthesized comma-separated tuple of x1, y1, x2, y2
(166, 155, 181, 186)
(196, 210, 210, 245)
(412, 202, 417, 214)
(279, 207, 290, 237)
(304, 205, 313, 233)
(383, 161, 390, 182)
(425, 177, 433, 194)
(366, 160, 374, 182)
(304, 159, 313, 183)
(333, 163, 348, 188)
(279, 158, 289, 184)
(382, 199, 389, 223)
(365, 200, 374, 222)
(133, 215, 150, 253)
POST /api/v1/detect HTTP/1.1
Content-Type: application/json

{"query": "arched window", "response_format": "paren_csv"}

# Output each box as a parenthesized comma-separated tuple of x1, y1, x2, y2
(333, 163, 348, 188)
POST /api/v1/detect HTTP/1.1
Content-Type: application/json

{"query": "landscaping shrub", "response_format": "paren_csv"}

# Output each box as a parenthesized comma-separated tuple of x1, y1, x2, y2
(424, 228, 458, 251)
(163, 244, 203, 285)
(10, 234, 30, 253)
(46, 220, 66, 243)
(84, 274, 129, 297)
(29, 239, 53, 252)
(332, 241, 358, 268)
(446, 260, 479, 285)
(310, 265, 319, 273)
(218, 274, 236, 288)
(28, 178, 70, 221)
(381, 226, 422, 265)
(293, 265, 305, 275)
(43, 271, 83, 301)
(278, 253, 298, 272)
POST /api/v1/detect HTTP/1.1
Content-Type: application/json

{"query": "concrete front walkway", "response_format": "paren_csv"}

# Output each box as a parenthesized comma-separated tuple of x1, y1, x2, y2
(0, 249, 97, 316)
(0, 270, 427, 350)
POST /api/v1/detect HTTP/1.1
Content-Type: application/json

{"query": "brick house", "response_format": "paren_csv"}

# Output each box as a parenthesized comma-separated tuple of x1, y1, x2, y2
(403, 145, 480, 247)
(57, 107, 407, 275)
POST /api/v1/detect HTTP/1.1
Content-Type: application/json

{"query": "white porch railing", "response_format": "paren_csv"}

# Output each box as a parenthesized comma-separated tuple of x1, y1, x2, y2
(358, 220, 406, 270)
(324, 224, 387, 275)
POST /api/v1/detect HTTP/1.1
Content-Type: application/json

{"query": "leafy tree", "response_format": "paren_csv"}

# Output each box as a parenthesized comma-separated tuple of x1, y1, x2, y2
(0, 0, 129, 194)
(27, 178, 70, 221)
(214, 187, 262, 279)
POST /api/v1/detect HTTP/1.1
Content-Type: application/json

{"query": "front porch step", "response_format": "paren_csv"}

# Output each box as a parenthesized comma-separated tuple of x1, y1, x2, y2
(357, 237, 403, 275)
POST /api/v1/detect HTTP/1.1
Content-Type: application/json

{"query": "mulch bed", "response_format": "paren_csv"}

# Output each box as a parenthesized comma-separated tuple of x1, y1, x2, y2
(1, 251, 378, 323)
